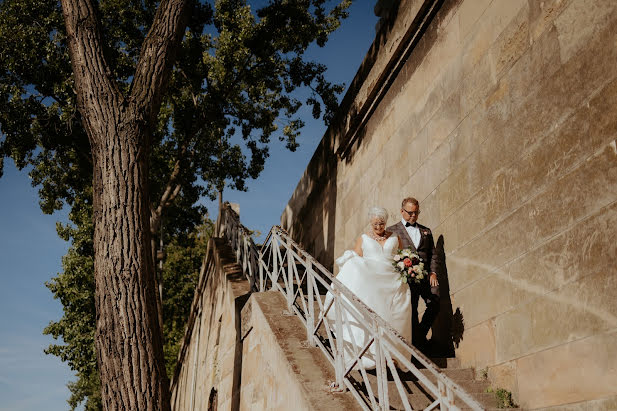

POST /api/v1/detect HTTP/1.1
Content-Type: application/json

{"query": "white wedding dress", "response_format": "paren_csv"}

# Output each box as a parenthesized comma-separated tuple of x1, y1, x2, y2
(324, 234, 412, 370)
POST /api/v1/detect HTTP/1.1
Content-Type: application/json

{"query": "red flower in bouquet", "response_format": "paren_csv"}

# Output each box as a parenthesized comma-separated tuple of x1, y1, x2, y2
(392, 247, 427, 284)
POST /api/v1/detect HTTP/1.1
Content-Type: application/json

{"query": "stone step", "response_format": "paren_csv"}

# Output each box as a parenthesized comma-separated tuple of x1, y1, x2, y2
(380, 377, 499, 410)
(454, 379, 491, 394)
(464, 392, 500, 409)
(428, 357, 461, 369)
(419, 366, 475, 382)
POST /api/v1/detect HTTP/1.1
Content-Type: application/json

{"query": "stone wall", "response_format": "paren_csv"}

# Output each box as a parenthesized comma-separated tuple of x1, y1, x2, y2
(281, 0, 617, 408)
(170, 238, 250, 410)
(170, 238, 357, 410)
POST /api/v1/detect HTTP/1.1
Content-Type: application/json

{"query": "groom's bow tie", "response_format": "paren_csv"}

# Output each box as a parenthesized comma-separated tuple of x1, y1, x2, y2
(405, 222, 417, 228)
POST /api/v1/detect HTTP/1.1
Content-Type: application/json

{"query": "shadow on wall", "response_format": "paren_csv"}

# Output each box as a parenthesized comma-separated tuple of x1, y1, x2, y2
(429, 234, 464, 357)
(284, 140, 338, 272)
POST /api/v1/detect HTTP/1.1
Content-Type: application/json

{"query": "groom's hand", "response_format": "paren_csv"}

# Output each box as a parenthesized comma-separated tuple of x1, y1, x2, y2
(429, 272, 439, 287)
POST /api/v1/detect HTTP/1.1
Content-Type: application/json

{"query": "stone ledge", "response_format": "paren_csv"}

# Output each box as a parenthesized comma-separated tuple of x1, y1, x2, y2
(240, 291, 359, 410)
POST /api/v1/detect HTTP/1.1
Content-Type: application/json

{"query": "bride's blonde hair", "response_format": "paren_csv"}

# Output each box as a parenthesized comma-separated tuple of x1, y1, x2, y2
(368, 206, 388, 223)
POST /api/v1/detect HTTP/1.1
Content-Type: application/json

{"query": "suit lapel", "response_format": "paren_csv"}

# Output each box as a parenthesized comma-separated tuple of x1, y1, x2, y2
(417, 227, 425, 250)
(399, 221, 416, 251)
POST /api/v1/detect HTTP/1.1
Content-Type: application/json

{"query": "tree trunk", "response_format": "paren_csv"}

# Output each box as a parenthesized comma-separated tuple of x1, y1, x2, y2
(60, 0, 190, 409)
(92, 120, 170, 410)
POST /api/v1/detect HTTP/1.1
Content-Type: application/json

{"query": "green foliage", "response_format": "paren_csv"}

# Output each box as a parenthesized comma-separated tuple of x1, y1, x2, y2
(486, 387, 518, 409)
(43, 196, 98, 409)
(480, 367, 488, 380)
(161, 220, 213, 377)
(1, 0, 351, 407)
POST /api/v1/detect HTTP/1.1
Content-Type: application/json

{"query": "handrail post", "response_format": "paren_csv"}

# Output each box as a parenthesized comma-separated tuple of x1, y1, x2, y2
(439, 379, 447, 410)
(286, 239, 294, 310)
(259, 254, 265, 292)
(447, 384, 455, 409)
(306, 261, 315, 346)
(271, 236, 278, 291)
(334, 294, 345, 389)
(375, 324, 388, 410)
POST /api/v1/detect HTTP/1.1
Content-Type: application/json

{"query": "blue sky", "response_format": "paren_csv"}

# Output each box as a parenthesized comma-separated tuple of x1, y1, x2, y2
(0, 3, 377, 410)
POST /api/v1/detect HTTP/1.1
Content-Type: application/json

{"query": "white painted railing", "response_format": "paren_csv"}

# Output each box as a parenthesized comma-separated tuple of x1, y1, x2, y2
(218, 204, 483, 411)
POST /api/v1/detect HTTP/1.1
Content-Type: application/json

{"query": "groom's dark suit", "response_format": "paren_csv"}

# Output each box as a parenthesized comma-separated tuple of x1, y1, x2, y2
(387, 221, 443, 348)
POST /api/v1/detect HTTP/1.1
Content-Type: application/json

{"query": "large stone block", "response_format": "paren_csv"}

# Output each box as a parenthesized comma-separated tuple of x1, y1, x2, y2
(451, 270, 527, 328)
(445, 133, 617, 295)
(508, 200, 617, 295)
(516, 330, 617, 409)
(461, 0, 522, 75)
(460, 51, 496, 118)
(528, 0, 572, 43)
(506, 23, 562, 112)
(457, 0, 492, 42)
(487, 360, 519, 400)
(426, 90, 462, 155)
(404, 126, 430, 181)
(420, 189, 440, 230)
(488, 1, 530, 79)
(554, 0, 617, 63)
(536, 394, 617, 411)
(454, 319, 496, 369)
(495, 263, 617, 364)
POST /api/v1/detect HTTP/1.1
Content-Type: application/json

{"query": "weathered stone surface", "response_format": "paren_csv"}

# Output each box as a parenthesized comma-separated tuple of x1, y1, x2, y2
(171, 239, 359, 411)
(528, 0, 572, 44)
(536, 394, 617, 411)
(454, 319, 496, 370)
(488, 1, 530, 79)
(280, 0, 617, 408)
(508, 200, 617, 297)
(457, 0, 492, 42)
(516, 330, 617, 409)
(240, 292, 358, 411)
(487, 360, 518, 400)
(171, 239, 251, 411)
(554, 0, 616, 63)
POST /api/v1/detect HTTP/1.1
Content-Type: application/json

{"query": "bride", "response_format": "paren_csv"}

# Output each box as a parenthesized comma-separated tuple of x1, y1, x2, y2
(324, 207, 412, 370)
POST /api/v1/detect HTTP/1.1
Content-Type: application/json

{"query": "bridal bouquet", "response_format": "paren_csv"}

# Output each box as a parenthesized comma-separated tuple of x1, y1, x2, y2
(392, 248, 427, 284)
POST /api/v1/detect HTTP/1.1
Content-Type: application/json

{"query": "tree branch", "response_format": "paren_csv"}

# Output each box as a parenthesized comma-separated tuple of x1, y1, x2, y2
(131, 0, 191, 124)
(150, 143, 193, 234)
(60, 0, 122, 142)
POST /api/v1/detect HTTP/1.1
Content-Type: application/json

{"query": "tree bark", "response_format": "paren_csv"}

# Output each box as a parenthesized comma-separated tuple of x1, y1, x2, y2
(60, 0, 190, 409)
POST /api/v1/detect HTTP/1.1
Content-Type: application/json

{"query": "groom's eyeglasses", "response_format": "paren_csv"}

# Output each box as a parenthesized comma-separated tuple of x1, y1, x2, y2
(402, 209, 420, 216)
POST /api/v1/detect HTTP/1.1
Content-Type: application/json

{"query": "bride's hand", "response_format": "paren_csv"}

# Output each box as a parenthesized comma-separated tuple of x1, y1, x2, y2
(353, 236, 363, 256)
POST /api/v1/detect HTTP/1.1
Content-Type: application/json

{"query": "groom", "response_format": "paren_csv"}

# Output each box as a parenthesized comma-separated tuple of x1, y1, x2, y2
(387, 197, 442, 352)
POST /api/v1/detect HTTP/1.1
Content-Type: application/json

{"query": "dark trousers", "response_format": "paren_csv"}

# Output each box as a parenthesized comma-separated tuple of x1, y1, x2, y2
(410, 281, 440, 346)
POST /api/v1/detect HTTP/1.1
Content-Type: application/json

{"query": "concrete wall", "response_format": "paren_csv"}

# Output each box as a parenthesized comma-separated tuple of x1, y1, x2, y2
(281, 0, 617, 408)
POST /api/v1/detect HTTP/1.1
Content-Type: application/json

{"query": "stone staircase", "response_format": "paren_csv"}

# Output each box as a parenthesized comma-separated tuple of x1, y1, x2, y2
(348, 356, 512, 410)
(218, 208, 519, 410)
(283, 281, 509, 409)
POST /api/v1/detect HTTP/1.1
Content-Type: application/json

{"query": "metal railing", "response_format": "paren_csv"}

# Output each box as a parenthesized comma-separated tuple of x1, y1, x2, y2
(218, 205, 483, 410)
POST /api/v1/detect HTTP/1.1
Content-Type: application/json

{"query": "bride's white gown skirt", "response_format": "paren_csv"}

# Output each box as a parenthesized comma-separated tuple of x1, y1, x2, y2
(324, 235, 412, 370)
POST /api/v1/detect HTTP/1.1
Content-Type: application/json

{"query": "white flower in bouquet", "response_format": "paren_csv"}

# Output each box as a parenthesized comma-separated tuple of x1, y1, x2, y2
(391, 247, 428, 284)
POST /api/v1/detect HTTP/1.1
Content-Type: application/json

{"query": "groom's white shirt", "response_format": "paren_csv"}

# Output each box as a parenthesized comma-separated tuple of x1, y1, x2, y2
(402, 218, 421, 249)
